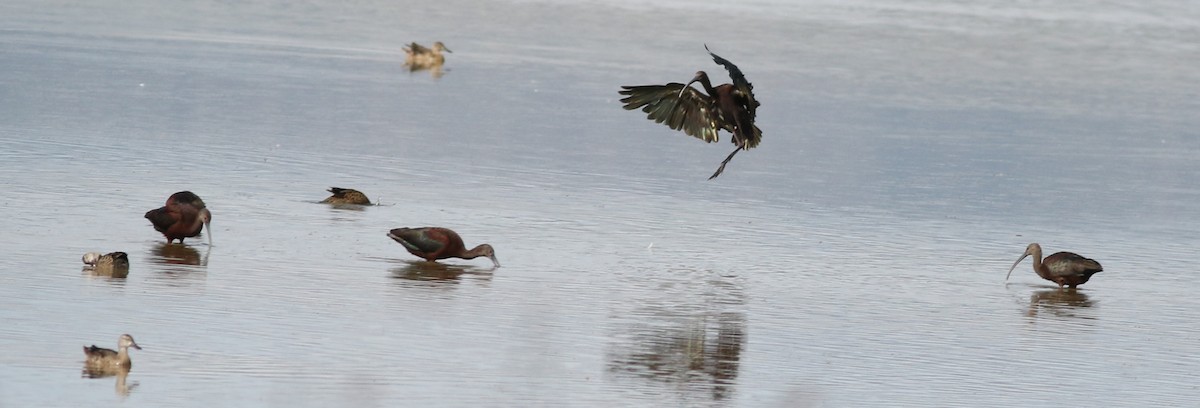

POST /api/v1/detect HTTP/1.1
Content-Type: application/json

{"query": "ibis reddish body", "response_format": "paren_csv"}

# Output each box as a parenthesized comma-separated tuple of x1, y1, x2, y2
(387, 227, 499, 267)
(1006, 243, 1102, 289)
(145, 191, 212, 245)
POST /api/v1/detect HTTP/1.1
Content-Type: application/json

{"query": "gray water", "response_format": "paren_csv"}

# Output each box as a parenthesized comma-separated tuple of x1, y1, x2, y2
(1, 0, 1198, 406)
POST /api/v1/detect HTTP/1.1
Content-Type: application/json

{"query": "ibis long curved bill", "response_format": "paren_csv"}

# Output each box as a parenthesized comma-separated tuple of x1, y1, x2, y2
(203, 208, 212, 246)
(1005, 252, 1030, 281)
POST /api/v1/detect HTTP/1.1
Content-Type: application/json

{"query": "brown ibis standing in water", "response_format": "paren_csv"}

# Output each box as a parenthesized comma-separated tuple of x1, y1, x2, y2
(1006, 243, 1103, 289)
(620, 45, 762, 180)
(387, 227, 499, 267)
(144, 191, 212, 245)
(321, 187, 371, 205)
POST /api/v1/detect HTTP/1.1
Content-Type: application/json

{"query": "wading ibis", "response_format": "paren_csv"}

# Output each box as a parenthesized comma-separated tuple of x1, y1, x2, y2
(1006, 243, 1103, 289)
(144, 191, 211, 245)
(620, 45, 761, 180)
(387, 227, 499, 267)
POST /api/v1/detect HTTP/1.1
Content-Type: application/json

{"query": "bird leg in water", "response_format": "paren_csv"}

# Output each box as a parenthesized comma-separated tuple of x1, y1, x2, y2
(708, 144, 744, 180)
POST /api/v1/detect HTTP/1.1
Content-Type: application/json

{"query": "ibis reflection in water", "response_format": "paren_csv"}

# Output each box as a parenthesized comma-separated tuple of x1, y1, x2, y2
(144, 191, 212, 245)
(620, 45, 762, 180)
(387, 227, 499, 268)
(1006, 243, 1103, 290)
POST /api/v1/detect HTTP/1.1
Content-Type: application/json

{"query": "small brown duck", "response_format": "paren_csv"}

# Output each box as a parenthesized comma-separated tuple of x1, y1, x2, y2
(404, 41, 452, 66)
(83, 334, 141, 369)
(82, 252, 130, 277)
(388, 227, 499, 267)
(321, 187, 371, 205)
(145, 191, 212, 245)
(1006, 243, 1103, 290)
(83, 252, 129, 268)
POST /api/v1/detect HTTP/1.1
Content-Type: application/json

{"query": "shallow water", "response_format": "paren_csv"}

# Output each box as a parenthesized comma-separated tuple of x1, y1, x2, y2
(1, 0, 1198, 406)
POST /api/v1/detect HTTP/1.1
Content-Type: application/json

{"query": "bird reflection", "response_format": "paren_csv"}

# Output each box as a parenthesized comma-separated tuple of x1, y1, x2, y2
(389, 260, 493, 285)
(608, 312, 746, 400)
(150, 243, 206, 266)
(606, 270, 746, 401)
(1025, 288, 1095, 320)
(81, 365, 138, 397)
(391, 261, 467, 281)
(403, 62, 446, 79)
(146, 243, 209, 283)
(326, 203, 368, 212)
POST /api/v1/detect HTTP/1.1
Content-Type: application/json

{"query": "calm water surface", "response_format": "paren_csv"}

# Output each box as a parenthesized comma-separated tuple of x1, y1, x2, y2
(1, 0, 1198, 406)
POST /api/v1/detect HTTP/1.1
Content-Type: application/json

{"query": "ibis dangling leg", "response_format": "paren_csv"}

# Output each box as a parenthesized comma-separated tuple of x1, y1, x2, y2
(709, 143, 745, 180)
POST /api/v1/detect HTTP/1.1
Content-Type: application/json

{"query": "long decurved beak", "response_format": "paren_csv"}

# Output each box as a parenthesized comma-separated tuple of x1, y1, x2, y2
(678, 83, 692, 98)
(679, 76, 700, 99)
(202, 209, 213, 246)
(1005, 252, 1030, 281)
(489, 254, 500, 268)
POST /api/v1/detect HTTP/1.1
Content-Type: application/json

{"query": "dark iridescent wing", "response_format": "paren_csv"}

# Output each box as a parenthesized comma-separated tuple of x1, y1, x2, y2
(1043, 252, 1103, 277)
(705, 45, 759, 119)
(619, 83, 721, 143)
(744, 125, 762, 149)
(169, 191, 206, 210)
(84, 345, 117, 358)
(144, 206, 177, 233)
(389, 228, 445, 254)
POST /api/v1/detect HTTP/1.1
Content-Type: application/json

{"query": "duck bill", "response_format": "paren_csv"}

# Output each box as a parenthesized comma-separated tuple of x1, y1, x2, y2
(1005, 253, 1030, 281)
(130, 341, 142, 350)
(443, 47, 453, 53)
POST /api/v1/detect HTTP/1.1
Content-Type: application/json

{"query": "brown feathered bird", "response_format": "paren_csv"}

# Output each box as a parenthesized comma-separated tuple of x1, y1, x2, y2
(83, 334, 141, 369)
(321, 187, 371, 205)
(1006, 243, 1103, 289)
(145, 191, 211, 245)
(387, 227, 499, 267)
(620, 45, 761, 180)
